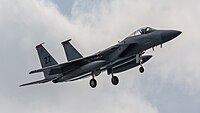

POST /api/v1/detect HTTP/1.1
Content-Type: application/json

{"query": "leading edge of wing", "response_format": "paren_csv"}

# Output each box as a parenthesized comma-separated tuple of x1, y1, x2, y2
(19, 77, 56, 87)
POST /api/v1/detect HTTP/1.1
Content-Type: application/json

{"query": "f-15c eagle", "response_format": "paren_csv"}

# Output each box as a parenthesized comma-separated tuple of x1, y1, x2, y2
(20, 27, 181, 88)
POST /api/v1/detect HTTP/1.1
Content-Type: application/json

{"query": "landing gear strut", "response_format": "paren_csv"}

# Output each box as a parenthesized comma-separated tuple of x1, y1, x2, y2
(89, 76, 97, 88)
(136, 53, 145, 73)
(110, 69, 119, 85)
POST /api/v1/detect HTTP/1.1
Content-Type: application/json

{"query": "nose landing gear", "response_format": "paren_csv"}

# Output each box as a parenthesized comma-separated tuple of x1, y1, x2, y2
(136, 53, 145, 73)
(139, 66, 144, 73)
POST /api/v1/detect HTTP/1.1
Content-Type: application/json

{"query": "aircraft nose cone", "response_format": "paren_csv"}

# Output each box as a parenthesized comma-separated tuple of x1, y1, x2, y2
(161, 30, 182, 43)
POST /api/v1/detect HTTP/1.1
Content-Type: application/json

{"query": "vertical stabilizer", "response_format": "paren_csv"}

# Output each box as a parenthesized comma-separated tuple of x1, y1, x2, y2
(61, 39, 83, 61)
(36, 43, 58, 78)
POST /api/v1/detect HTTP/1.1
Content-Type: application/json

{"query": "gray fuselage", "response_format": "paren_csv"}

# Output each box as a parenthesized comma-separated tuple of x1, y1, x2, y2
(55, 28, 181, 82)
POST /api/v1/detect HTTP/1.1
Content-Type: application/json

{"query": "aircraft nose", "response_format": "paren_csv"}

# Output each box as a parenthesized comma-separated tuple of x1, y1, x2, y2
(161, 30, 182, 43)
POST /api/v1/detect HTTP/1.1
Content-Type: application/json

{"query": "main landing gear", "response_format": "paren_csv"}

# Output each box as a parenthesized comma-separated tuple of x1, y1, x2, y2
(89, 70, 101, 88)
(89, 69, 120, 88)
(89, 76, 97, 88)
(109, 68, 119, 86)
(111, 73, 119, 85)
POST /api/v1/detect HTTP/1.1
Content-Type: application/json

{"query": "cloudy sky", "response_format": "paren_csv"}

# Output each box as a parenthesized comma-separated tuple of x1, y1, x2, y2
(0, 0, 200, 113)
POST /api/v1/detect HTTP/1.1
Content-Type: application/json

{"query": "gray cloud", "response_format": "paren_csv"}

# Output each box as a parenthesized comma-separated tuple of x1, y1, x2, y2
(0, 0, 199, 113)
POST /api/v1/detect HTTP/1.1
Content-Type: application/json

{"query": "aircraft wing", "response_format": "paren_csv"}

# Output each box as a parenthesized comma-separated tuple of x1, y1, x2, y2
(28, 44, 127, 83)
(19, 77, 57, 87)
(69, 73, 92, 82)
(29, 53, 104, 75)
(29, 44, 122, 75)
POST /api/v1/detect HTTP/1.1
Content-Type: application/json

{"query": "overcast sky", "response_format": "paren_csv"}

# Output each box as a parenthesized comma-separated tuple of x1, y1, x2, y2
(0, 0, 200, 113)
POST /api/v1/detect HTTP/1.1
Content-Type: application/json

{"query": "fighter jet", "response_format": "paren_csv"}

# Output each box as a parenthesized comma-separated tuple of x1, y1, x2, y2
(20, 27, 181, 88)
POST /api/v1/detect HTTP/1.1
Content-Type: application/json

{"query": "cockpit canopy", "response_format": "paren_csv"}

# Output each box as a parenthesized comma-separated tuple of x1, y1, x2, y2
(128, 27, 156, 37)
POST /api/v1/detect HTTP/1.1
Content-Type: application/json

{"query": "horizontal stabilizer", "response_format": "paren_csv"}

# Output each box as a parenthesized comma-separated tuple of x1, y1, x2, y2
(29, 69, 44, 74)
(19, 77, 56, 87)
(29, 63, 61, 74)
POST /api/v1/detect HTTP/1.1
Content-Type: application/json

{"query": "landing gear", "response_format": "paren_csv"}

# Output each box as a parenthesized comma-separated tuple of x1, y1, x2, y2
(136, 53, 145, 73)
(110, 68, 119, 85)
(111, 76, 119, 85)
(139, 66, 144, 73)
(107, 67, 120, 86)
(89, 78, 97, 88)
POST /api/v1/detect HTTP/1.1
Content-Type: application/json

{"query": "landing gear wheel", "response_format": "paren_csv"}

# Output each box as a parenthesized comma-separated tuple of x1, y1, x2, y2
(89, 78, 97, 88)
(139, 66, 144, 73)
(111, 76, 119, 85)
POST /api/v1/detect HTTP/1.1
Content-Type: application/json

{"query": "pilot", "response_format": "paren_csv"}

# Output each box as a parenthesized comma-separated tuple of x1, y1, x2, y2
(140, 28, 146, 34)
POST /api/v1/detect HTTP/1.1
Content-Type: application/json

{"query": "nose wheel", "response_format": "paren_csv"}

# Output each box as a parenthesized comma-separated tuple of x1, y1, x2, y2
(139, 66, 144, 73)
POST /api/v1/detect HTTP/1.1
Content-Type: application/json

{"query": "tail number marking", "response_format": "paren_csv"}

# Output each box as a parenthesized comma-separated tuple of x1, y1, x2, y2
(44, 56, 52, 64)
